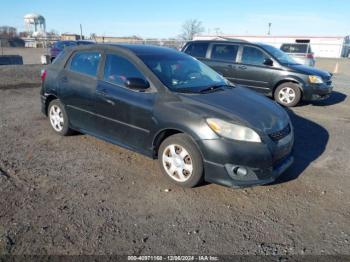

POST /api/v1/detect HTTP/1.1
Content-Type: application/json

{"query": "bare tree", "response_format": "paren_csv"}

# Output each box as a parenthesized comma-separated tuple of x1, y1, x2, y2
(213, 27, 223, 36)
(90, 33, 97, 41)
(179, 19, 205, 40)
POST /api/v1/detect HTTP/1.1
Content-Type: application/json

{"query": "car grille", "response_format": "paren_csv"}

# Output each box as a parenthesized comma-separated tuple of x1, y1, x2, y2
(325, 80, 332, 86)
(269, 124, 291, 142)
(323, 75, 333, 86)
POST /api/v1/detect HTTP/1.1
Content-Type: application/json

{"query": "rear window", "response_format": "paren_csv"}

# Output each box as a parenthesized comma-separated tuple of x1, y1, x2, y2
(184, 42, 209, 58)
(69, 51, 101, 77)
(211, 44, 239, 62)
(281, 44, 311, 54)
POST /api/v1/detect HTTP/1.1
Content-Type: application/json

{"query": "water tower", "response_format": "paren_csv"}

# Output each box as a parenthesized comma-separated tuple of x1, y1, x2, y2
(24, 13, 46, 37)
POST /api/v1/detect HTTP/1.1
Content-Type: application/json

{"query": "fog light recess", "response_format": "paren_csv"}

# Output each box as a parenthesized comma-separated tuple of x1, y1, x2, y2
(233, 166, 248, 176)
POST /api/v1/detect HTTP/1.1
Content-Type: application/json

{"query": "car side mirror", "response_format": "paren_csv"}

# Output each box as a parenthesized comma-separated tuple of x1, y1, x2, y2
(125, 78, 150, 91)
(264, 58, 274, 66)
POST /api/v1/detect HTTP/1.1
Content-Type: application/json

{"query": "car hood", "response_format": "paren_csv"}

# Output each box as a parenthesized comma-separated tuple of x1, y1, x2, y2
(287, 63, 331, 78)
(177, 87, 290, 134)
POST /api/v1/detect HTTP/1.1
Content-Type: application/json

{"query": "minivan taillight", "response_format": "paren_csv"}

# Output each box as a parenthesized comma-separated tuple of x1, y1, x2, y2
(306, 53, 314, 59)
(41, 69, 47, 82)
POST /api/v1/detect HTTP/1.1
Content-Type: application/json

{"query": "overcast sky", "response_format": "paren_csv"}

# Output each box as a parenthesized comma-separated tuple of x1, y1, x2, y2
(1, 0, 349, 38)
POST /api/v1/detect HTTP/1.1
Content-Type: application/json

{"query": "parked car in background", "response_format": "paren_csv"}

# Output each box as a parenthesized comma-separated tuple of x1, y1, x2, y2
(182, 40, 333, 107)
(0, 55, 23, 65)
(280, 43, 315, 67)
(40, 44, 294, 188)
(50, 40, 94, 62)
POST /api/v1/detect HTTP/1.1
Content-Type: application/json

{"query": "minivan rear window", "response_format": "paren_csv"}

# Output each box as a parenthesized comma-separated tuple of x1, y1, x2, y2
(281, 44, 311, 54)
(184, 43, 209, 58)
(69, 51, 101, 77)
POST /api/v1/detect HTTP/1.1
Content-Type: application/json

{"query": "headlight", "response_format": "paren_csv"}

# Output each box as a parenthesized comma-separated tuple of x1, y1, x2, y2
(206, 118, 261, 143)
(309, 75, 323, 84)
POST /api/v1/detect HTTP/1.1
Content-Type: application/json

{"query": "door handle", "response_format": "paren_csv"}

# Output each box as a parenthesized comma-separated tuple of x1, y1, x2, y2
(238, 65, 247, 70)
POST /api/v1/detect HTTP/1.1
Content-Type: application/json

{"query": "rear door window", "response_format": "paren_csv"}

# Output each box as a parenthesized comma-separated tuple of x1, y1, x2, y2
(241, 46, 268, 66)
(184, 43, 209, 58)
(69, 51, 101, 77)
(211, 44, 239, 62)
(103, 54, 147, 89)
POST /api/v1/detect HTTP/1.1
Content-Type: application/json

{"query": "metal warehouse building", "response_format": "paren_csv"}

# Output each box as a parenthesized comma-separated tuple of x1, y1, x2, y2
(194, 35, 350, 58)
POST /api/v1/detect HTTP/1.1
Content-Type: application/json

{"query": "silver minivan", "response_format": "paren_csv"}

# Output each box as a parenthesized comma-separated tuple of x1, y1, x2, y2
(280, 43, 315, 67)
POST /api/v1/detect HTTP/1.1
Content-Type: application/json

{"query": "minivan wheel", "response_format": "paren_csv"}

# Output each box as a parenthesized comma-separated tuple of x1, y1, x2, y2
(48, 100, 72, 136)
(274, 83, 301, 107)
(159, 134, 204, 188)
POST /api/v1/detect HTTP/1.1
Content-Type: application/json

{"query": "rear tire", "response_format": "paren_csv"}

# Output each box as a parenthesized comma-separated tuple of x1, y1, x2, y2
(158, 134, 204, 188)
(274, 83, 301, 107)
(48, 100, 73, 136)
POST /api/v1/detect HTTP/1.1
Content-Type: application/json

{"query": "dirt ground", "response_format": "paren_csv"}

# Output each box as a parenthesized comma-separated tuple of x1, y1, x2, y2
(0, 66, 349, 256)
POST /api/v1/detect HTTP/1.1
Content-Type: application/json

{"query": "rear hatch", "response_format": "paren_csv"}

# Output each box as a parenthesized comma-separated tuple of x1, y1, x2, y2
(280, 43, 313, 60)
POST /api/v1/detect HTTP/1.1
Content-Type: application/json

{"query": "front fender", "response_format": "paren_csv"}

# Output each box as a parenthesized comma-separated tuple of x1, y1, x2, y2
(273, 75, 307, 93)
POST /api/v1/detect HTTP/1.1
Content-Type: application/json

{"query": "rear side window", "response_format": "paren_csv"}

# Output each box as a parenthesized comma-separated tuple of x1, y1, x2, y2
(211, 44, 239, 62)
(103, 54, 146, 88)
(69, 52, 101, 77)
(241, 46, 268, 66)
(281, 44, 310, 53)
(184, 43, 209, 58)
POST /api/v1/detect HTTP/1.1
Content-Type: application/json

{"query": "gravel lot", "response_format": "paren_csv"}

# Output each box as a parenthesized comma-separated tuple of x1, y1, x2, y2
(0, 65, 349, 256)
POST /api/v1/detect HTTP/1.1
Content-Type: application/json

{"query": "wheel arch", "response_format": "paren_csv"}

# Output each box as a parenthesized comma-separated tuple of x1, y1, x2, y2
(152, 127, 203, 159)
(273, 78, 304, 97)
(45, 94, 59, 115)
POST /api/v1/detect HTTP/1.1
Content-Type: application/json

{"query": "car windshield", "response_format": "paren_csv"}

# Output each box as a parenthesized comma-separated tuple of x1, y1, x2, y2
(138, 53, 228, 93)
(77, 41, 94, 45)
(261, 44, 299, 65)
(55, 41, 77, 49)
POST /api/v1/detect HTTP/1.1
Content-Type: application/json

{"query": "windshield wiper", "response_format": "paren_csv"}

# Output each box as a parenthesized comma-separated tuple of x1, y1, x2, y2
(199, 84, 229, 94)
(173, 88, 197, 94)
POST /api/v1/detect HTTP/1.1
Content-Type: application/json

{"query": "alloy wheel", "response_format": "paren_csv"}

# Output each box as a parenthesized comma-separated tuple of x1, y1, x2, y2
(49, 105, 64, 132)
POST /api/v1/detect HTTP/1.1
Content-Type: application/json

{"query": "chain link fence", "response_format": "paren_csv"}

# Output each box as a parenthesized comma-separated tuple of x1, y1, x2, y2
(1, 38, 350, 65)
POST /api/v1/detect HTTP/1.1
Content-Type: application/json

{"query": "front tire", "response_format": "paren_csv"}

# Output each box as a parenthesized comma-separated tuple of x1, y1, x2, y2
(48, 100, 73, 136)
(159, 134, 204, 188)
(274, 83, 301, 107)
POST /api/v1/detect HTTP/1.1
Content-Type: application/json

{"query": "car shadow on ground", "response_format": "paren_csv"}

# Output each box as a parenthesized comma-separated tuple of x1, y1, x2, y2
(271, 108, 329, 185)
(298, 91, 347, 107)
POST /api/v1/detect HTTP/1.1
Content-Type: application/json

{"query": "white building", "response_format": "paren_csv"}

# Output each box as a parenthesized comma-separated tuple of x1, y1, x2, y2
(194, 35, 350, 58)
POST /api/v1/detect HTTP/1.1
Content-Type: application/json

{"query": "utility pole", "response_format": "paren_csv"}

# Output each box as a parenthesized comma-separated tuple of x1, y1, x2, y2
(80, 24, 83, 40)
(268, 22, 272, 35)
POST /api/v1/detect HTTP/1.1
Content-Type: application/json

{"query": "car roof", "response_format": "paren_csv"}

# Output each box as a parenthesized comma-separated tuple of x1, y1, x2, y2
(186, 40, 278, 50)
(68, 43, 182, 56)
(186, 39, 250, 45)
(57, 40, 76, 43)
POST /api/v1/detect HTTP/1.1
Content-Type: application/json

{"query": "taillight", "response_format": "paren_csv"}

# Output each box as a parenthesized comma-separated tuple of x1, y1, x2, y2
(41, 69, 47, 81)
(306, 53, 314, 59)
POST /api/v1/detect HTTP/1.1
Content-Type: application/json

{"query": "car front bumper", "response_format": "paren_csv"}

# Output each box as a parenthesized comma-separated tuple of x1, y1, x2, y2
(303, 83, 333, 101)
(197, 132, 294, 188)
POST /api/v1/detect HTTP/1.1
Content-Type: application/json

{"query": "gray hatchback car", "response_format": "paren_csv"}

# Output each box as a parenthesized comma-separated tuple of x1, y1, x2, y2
(182, 40, 333, 107)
